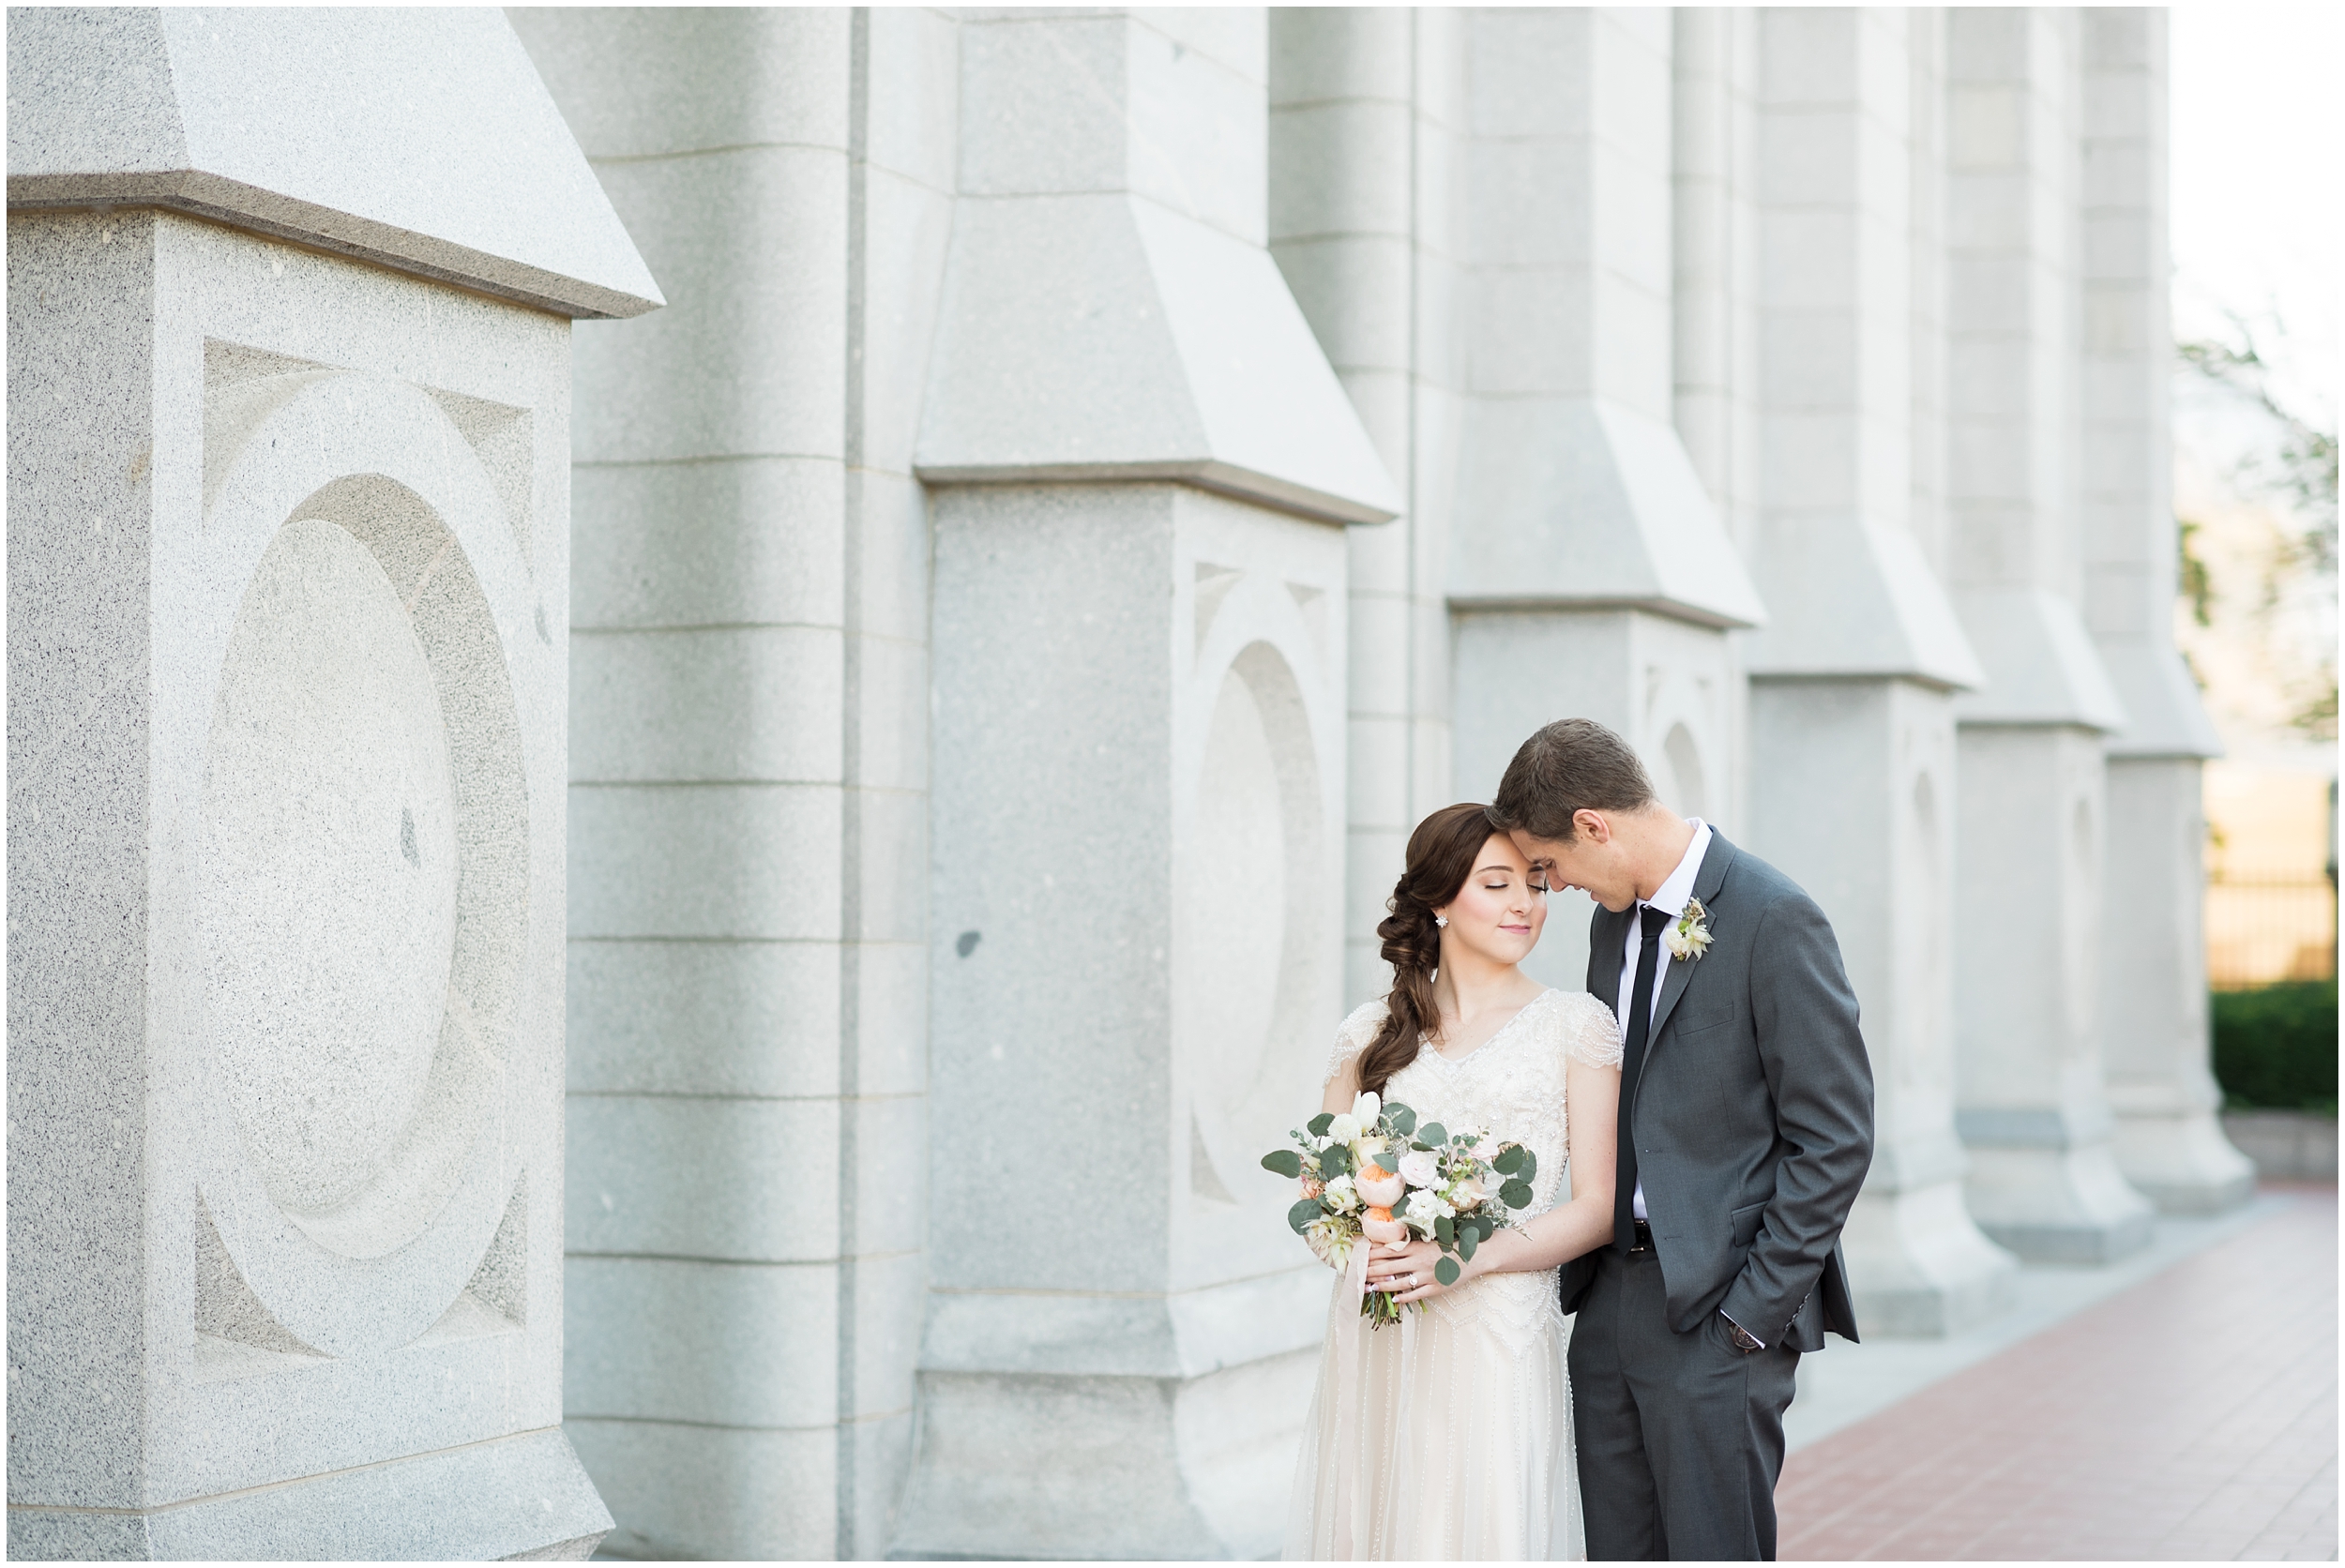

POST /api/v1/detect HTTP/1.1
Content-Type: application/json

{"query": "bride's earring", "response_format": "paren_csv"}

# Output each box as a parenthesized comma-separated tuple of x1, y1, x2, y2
(1434, 915, 1448, 927)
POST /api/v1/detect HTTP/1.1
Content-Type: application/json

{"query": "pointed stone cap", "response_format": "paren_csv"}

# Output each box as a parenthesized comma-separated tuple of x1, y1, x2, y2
(1951, 587, 2130, 731)
(916, 193, 1401, 528)
(2097, 640, 2223, 759)
(1451, 399, 1768, 629)
(8, 8, 661, 320)
(1742, 514, 1985, 689)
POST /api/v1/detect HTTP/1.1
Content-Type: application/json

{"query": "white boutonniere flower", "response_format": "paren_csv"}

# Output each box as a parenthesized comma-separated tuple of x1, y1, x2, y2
(1662, 897, 1714, 962)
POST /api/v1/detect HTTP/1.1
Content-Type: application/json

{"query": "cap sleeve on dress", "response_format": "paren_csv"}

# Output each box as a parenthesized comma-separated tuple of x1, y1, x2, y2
(1561, 991, 1626, 1070)
(1324, 999, 1390, 1088)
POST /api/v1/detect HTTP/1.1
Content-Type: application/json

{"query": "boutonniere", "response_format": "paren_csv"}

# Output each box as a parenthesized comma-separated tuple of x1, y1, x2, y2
(1662, 897, 1713, 962)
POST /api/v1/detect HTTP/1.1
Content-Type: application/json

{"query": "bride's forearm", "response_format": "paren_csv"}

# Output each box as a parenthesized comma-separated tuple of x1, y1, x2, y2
(1464, 1194, 1614, 1279)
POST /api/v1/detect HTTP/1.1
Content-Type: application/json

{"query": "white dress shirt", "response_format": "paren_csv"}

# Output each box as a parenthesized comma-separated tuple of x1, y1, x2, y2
(1614, 818, 1711, 1225)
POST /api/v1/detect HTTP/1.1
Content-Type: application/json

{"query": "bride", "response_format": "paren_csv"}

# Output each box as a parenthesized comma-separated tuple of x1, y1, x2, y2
(1284, 803, 1624, 1561)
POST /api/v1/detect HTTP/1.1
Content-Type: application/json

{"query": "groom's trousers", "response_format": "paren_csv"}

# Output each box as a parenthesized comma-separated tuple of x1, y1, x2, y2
(1569, 1248, 1800, 1561)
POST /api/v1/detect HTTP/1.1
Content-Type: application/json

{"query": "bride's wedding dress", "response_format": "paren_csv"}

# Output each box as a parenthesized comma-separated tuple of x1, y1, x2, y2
(1284, 988, 1624, 1561)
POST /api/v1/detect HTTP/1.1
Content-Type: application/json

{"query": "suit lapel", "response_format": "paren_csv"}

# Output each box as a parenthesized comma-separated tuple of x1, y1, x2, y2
(1645, 935, 1700, 1050)
(1586, 900, 1624, 1002)
(1644, 831, 1737, 1048)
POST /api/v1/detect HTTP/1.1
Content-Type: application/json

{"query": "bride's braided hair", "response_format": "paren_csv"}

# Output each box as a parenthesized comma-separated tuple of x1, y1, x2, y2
(1354, 803, 1505, 1098)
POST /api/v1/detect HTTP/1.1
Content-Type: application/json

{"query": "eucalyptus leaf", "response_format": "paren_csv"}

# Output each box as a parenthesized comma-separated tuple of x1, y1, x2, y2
(1491, 1145, 1524, 1175)
(1499, 1179, 1534, 1209)
(1457, 1229, 1478, 1261)
(1261, 1149, 1303, 1179)
(1288, 1199, 1319, 1234)
(1319, 1143, 1352, 1176)
(1434, 1257, 1461, 1287)
(1418, 1123, 1447, 1148)
(1516, 1151, 1537, 1184)
(1388, 1105, 1417, 1135)
(1307, 1112, 1336, 1138)
(1435, 1215, 1455, 1244)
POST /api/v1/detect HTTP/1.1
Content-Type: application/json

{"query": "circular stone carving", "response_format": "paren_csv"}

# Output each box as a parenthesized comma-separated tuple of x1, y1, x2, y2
(202, 519, 461, 1224)
(1188, 664, 1289, 1089)
(1184, 641, 1324, 1190)
(189, 371, 541, 1353)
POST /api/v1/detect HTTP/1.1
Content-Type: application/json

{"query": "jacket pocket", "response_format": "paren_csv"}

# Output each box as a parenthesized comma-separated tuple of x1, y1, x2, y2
(1672, 1008, 1738, 1039)
(1731, 1199, 1766, 1248)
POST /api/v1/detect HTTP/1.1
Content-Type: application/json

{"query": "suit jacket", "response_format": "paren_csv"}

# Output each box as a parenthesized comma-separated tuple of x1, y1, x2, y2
(1558, 830, 1873, 1351)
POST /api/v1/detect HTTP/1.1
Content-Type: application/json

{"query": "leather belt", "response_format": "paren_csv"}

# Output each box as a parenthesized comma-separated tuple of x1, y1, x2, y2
(1628, 1217, 1655, 1253)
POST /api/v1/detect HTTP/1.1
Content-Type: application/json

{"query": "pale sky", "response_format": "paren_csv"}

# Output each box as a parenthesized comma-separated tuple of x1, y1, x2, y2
(2170, 3, 2341, 415)
(2168, 3, 2338, 772)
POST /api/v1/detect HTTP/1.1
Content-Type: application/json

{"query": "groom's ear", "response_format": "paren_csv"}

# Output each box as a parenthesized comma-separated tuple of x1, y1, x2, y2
(1573, 808, 1612, 845)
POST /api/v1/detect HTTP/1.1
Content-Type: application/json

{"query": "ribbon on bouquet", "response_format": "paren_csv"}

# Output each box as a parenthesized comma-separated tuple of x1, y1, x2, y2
(1323, 1243, 1372, 1557)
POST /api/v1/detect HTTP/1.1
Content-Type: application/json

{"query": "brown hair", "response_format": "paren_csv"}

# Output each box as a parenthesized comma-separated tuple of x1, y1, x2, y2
(1485, 717, 1656, 844)
(1355, 803, 1505, 1098)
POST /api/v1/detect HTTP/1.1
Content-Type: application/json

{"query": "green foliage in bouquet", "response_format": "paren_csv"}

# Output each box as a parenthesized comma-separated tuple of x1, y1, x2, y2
(1262, 1091, 1540, 1326)
(1406, 1123, 1536, 1286)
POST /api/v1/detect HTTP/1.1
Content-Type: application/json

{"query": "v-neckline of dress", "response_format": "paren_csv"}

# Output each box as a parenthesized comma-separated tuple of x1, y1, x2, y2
(1421, 987, 1556, 1070)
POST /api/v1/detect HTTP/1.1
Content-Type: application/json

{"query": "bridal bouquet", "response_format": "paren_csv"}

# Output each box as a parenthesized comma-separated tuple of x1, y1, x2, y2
(1262, 1091, 1539, 1328)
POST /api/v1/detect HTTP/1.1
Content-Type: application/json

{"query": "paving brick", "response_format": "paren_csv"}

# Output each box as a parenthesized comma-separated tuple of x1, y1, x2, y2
(1779, 1187, 2338, 1561)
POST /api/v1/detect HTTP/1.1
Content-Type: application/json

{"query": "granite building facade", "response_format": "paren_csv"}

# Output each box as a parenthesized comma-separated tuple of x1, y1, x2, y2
(9, 7, 2237, 1560)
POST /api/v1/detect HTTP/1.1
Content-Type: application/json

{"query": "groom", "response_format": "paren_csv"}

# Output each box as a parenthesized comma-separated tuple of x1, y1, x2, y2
(1489, 718, 1873, 1561)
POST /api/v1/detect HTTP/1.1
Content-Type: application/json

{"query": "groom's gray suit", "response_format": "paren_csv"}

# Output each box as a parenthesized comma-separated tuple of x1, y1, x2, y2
(1559, 830, 1872, 1560)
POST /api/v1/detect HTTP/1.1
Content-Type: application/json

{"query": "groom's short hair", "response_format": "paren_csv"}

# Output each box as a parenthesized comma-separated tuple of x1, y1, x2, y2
(1486, 718, 1656, 842)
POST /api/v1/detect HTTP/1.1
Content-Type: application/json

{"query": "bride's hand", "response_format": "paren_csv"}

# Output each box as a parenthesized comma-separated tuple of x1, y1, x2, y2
(1364, 1237, 1454, 1304)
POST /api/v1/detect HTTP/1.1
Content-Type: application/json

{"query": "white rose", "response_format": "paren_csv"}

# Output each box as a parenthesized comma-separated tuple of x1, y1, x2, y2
(1397, 1150, 1441, 1188)
(1327, 1112, 1361, 1145)
(1402, 1188, 1452, 1228)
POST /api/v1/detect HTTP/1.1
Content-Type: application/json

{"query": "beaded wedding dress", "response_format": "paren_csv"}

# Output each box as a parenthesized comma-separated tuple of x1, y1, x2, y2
(1283, 988, 1624, 1561)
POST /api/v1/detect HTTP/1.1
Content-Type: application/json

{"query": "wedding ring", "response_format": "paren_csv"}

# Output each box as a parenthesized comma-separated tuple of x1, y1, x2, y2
(1407, 1273, 1419, 1288)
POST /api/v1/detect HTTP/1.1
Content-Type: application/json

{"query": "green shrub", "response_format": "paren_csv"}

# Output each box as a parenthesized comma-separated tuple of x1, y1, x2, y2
(2211, 980, 2338, 1112)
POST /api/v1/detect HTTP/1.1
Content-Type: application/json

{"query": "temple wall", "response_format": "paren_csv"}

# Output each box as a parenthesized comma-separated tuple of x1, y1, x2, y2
(7, 8, 2232, 1560)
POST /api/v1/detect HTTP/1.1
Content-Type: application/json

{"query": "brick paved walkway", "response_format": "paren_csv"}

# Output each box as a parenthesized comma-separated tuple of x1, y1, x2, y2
(1778, 1186, 2337, 1561)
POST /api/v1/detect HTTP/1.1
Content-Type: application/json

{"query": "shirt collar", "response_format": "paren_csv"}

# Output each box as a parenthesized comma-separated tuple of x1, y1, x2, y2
(1642, 818, 1711, 921)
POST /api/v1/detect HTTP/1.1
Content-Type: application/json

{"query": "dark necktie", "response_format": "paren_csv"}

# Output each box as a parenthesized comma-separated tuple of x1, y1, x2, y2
(1613, 903, 1672, 1253)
